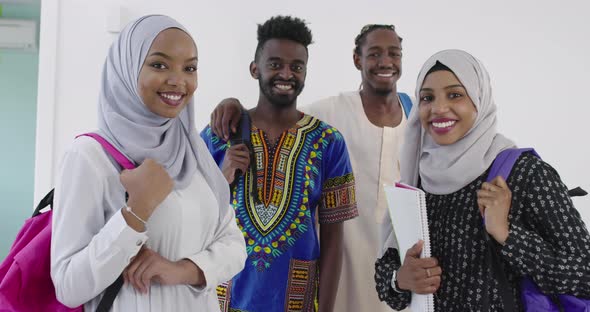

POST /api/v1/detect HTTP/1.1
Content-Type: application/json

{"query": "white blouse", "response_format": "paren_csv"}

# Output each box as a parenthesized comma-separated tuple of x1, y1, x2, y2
(51, 136, 246, 311)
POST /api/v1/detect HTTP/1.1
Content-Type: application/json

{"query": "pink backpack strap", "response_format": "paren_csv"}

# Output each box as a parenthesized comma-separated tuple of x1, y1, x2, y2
(75, 133, 131, 310)
(76, 133, 136, 170)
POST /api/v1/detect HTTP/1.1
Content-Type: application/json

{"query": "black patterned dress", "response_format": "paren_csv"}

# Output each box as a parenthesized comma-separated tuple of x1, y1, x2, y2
(375, 154, 590, 311)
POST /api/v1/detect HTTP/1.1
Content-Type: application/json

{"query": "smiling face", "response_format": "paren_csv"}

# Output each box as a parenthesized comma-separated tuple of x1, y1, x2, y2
(138, 28, 198, 119)
(354, 28, 402, 95)
(251, 38, 308, 108)
(418, 70, 478, 145)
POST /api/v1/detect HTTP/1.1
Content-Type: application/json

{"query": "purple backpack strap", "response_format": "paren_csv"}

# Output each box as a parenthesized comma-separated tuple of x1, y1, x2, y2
(487, 148, 540, 182)
(76, 133, 136, 170)
(483, 147, 540, 312)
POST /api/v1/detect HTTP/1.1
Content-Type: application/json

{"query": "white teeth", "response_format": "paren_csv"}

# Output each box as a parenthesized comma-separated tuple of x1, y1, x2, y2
(432, 121, 456, 128)
(377, 73, 395, 77)
(275, 84, 292, 91)
(161, 93, 182, 101)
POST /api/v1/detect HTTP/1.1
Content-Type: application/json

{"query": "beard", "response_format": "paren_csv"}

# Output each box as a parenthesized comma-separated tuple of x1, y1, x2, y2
(373, 86, 394, 96)
(258, 76, 305, 108)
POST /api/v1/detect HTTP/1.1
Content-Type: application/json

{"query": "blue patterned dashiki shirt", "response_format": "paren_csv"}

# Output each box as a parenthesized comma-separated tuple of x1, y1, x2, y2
(201, 114, 358, 312)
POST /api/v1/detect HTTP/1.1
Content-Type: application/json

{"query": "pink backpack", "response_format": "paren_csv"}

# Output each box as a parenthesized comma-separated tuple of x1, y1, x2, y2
(0, 133, 135, 312)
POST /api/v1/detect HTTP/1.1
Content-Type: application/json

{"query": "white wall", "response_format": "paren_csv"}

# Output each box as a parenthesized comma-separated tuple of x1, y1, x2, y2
(35, 0, 590, 224)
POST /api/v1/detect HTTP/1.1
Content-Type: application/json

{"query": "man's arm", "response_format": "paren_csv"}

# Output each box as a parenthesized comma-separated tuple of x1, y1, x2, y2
(210, 97, 244, 141)
(319, 222, 343, 312)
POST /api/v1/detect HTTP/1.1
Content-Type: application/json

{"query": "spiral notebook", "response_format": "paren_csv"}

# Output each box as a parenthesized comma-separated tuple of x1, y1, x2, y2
(383, 182, 435, 312)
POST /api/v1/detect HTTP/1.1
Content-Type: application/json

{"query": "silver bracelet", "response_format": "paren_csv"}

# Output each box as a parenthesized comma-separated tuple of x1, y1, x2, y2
(125, 206, 147, 226)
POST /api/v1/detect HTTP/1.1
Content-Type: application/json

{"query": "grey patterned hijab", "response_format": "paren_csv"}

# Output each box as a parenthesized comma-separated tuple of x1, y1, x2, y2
(96, 15, 230, 213)
(400, 49, 515, 194)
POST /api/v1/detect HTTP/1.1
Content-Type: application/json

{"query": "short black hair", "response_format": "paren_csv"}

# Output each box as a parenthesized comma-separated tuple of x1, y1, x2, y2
(354, 24, 403, 55)
(254, 15, 313, 62)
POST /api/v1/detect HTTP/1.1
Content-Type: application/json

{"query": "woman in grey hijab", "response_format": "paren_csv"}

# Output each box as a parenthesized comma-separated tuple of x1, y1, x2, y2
(51, 15, 246, 311)
(375, 49, 590, 311)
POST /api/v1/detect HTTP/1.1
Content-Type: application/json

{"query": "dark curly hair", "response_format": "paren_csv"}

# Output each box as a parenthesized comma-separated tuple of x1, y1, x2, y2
(254, 15, 313, 62)
(354, 24, 402, 55)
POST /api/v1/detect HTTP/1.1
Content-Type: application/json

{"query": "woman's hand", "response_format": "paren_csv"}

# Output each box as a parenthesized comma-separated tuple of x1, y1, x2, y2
(210, 97, 244, 141)
(123, 247, 205, 294)
(120, 158, 174, 224)
(477, 176, 512, 244)
(396, 240, 442, 294)
(221, 144, 251, 184)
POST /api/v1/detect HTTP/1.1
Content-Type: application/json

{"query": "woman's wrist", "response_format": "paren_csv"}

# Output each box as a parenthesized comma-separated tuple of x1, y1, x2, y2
(121, 208, 146, 232)
(489, 222, 510, 245)
(493, 227, 510, 245)
(126, 197, 154, 221)
(391, 270, 408, 293)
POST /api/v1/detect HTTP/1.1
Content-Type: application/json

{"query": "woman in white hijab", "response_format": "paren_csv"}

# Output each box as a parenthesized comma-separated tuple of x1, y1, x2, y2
(375, 49, 590, 311)
(51, 15, 246, 311)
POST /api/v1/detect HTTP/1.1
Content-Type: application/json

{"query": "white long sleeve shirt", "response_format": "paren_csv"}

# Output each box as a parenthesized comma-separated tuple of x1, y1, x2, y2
(304, 91, 409, 312)
(51, 136, 246, 311)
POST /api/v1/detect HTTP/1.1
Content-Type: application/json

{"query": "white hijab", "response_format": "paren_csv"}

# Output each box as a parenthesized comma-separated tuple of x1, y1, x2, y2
(400, 49, 515, 194)
(96, 15, 230, 214)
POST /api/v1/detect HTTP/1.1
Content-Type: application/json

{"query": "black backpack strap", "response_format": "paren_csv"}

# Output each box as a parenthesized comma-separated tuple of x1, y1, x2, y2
(568, 186, 588, 197)
(229, 109, 252, 190)
(95, 275, 124, 312)
(482, 230, 517, 312)
(95, 193, 129, 311)
(32, 189, 55, 217)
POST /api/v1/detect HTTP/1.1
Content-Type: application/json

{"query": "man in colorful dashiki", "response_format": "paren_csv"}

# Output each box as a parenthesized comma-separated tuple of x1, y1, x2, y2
(201, 15, 358, 312)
